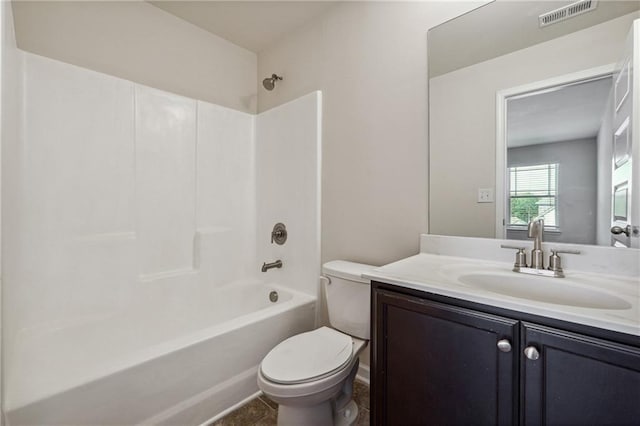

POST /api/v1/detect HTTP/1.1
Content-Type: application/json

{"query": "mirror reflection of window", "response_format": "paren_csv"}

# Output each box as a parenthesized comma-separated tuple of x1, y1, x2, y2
(508, 163, 558, 228)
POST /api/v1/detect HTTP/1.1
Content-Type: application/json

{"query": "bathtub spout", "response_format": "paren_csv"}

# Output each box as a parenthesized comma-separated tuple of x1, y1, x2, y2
(261, 260, 283, 272)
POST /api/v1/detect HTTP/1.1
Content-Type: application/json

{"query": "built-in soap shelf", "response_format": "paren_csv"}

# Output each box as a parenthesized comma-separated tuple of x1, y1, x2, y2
(138, 268, 198, 283)
(73, 232, 136, 243)
(136, 227, 236, 283)
(71, 228, 240, 284)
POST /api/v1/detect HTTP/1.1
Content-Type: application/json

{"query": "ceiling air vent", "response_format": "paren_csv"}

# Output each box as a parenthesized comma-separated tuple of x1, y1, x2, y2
(539, 0, 598, 28)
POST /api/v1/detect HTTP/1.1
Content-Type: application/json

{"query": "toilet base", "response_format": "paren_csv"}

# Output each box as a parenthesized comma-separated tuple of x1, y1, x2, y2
(276, 398, 359, 426)
(278, 400, 358, 426)
(273, 361, 360, 426)
(334, 399, 358, 426)
(278, 401, 333, 426)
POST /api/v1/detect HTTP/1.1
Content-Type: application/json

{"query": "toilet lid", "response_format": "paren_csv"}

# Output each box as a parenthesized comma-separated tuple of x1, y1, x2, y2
(261, 327, 353, 384)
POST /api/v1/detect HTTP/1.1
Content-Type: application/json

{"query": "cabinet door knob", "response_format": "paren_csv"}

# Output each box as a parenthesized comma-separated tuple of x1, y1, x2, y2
(497, 339, 512, 353)
(524, 346, 540, 360)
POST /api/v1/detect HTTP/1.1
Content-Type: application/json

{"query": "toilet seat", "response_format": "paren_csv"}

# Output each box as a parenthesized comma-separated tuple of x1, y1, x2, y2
(260, 327, 353, 384)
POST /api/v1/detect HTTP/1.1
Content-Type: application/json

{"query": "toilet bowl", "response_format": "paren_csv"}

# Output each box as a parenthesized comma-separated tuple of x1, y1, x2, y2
(257, 261, 375, 426)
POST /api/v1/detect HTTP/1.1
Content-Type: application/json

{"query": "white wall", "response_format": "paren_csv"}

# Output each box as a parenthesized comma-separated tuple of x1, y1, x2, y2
(257, 1, 485, 266)
(430, 12, 640, 238)
(256, 92, 322, 298)
(11, 1, 257, 113)
(1, 2, 21, 420)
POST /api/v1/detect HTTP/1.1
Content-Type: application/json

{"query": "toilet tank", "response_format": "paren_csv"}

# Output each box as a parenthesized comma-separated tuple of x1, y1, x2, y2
(322, 260, 376, 340)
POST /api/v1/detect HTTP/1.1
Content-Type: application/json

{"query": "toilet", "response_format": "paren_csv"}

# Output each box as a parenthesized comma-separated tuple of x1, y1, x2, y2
(257, 260, 375, 426)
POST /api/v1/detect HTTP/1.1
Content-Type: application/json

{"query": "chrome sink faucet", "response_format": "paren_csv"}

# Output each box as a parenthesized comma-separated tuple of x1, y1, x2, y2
(528, 218, 545, 269)
(501, 218, 580, 278)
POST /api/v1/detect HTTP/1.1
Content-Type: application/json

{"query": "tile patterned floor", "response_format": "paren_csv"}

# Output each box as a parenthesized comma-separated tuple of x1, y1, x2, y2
(212, 380, 370, 425)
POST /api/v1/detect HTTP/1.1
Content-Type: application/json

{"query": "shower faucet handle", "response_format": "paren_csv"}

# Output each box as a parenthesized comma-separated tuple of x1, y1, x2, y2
(271, 223, 287, 245)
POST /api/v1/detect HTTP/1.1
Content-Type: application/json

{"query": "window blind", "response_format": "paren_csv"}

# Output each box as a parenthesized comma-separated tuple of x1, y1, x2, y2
(510, 164, 557, 197)
(508, 163, 558, 227)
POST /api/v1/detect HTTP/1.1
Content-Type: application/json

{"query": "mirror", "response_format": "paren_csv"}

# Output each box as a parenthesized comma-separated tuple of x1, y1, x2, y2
(503, 75, 613, 246)
(428, 0, 640, 247)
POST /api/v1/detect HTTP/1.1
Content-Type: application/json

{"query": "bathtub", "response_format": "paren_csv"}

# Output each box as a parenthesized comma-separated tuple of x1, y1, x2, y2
(5, 282, 316, 425)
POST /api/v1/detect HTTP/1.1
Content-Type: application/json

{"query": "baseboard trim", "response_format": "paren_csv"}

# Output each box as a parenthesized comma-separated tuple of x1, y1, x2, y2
(356, 363, 370, 385)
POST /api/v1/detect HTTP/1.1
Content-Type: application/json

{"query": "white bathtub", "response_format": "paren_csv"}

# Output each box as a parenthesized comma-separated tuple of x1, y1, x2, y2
(5, 282, 316, 425)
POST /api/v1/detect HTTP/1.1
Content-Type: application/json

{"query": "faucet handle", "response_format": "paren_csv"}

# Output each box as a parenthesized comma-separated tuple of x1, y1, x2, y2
(500, 245, 528, 269)
(500, 244, 527, 250)
(550, 248, 581, 255)
(547, 249, 580, 275)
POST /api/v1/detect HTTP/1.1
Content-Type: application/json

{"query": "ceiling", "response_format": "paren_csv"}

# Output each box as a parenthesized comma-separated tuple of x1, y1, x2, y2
(507, 76, 613, 148)
(149, 1, 337, 53)
(429, 0, 640, 78)
(150, 1, 640, 71)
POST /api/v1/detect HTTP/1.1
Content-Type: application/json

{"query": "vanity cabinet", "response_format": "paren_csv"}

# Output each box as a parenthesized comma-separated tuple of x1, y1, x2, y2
(522, 323, 640, 425)
(372, 289, 519, 425)
(372, 283, 640, 426)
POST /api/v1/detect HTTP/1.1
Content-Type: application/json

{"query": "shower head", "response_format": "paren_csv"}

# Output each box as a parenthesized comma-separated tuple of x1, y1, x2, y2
(262, 74, 283, 91)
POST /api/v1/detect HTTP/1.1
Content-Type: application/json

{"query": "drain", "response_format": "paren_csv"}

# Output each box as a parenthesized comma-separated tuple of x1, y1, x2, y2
(269, 291, 279, 303)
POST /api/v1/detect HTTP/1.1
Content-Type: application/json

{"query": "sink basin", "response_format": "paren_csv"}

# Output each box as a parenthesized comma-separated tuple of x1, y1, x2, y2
(457, 273, 632, 310)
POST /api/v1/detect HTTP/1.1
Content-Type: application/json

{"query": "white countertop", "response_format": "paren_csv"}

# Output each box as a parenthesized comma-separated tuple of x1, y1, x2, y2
(364, 253, 640, 337)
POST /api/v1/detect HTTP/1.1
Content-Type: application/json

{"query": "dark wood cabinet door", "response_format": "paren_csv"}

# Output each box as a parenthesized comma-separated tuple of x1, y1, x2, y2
(373, 289, 519, 426)
(522, 323, 640, 426)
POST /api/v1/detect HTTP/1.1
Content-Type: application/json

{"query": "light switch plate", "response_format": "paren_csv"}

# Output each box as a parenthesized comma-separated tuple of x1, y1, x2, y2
(478, 188, 494, 203)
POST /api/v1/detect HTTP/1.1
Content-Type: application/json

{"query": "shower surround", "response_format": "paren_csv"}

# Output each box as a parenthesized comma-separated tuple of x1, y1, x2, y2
(2, 51, 321, 425)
